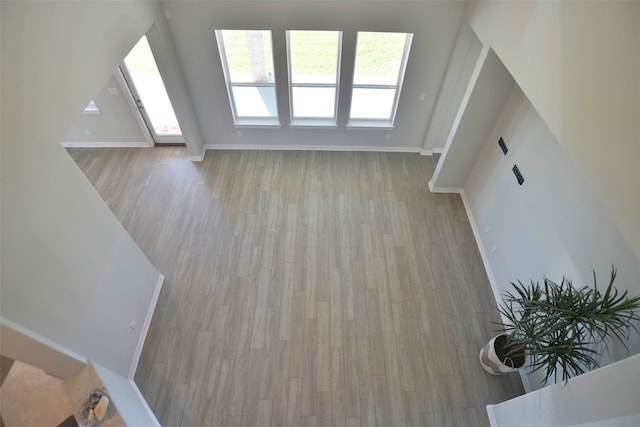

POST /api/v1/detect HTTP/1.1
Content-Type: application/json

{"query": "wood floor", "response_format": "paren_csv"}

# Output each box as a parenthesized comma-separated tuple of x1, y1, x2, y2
(68, 147, 523, 427)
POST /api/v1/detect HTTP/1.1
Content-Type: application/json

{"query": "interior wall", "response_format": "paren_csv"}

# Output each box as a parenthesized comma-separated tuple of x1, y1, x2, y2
(0, 322, 86, 380)
(430, 47, 515, 190)
(465, 0, 640, 266)
(1, 0, 163, 377)
(464, 85, 640, 388)
(61, 74, 149, 147)
(162, 0, 466, 151)
(422, 23, 483, 153)
(487, 354, 640, 427)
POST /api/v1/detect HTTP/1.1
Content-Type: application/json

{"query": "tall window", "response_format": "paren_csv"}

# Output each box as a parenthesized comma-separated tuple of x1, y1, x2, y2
(287, 31, 342, 125)
(215, 30, 278, 125)
(349, 32, 413, 127)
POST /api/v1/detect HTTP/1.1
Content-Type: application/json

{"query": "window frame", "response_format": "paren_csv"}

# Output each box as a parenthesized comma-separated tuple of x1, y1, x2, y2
(347, 32, 413, 129)
(215, 29, 280, 127)
(286, 30, 342, 127)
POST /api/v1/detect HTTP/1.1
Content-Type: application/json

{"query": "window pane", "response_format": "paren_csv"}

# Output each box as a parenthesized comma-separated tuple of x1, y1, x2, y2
(219, 30, 275, 84)
(349, 88, 396, 120)
(232, 86, 278, 118)
(289, 31, 340, 84)
(353, 32, 408, 86)
(216, 29, 278, 123)
(291, 87, 336, 118)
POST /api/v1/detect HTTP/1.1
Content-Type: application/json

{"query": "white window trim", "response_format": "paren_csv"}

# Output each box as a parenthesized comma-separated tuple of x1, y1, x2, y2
(215, 30, 279, 126)
(347, 32, 413, 128)
(287, 31, 342, 127)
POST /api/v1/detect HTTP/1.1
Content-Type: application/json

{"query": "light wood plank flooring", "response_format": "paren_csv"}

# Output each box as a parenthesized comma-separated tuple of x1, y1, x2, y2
(68, 147, 523, 427)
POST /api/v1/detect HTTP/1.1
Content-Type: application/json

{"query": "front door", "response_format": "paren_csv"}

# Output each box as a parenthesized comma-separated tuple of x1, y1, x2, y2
(120, 35, 184, 145)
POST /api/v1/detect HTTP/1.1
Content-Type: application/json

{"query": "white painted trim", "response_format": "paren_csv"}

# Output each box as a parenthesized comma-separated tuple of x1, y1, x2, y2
(189, 146, 206, 162)
(431, 43, 490, 189)
(115, 67, 155, 147)
(60, 141, 151, 148)
(427, 179, 462, 194)
(128, 273, 164, 379)
(427, 185, 533, 393)
(458, 190, 532, 393)
(421, 147, 444, 156)
(0, 316, 87, 364)
(202, 144, 421, 153)
(129, 378, 162, 427)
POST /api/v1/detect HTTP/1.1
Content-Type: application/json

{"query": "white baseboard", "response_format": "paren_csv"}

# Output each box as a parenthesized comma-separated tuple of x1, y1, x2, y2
(128, 273, 164, 379)
(424, 179, 533, 392)
(202, 143, 422, 153)
(129, 378, 162, 427)
(420, 147, 444, 156)
(458, 191, 533, 394)
(60, 141, 152, 148)
(458, 191, 501, 313)
(428, 179, 463, 194)
(189, 145, 206, 162)
(486, 404, 498, 427)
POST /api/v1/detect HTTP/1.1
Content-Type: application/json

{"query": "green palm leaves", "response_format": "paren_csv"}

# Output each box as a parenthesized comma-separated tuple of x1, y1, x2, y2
(497, 266, 640, 384)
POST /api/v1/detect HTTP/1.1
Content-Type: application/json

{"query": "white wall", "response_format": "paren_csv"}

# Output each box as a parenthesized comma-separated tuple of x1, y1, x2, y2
(93, 362, 162, 427)
(487, 354, 640, 427)
(466, 0, 640, 268)
(0, 321, 86, 380)
(422, 23, 483, 153)
(162, 1, 466, 152)
(430, 46, 514, 190)
(61, 74, 150, 147)
(1, 0, 162, 377)
(464, 85, 640, 388)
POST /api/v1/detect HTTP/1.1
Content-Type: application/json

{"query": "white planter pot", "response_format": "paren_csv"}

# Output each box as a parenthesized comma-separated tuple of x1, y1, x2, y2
(479, 334, 525, 375)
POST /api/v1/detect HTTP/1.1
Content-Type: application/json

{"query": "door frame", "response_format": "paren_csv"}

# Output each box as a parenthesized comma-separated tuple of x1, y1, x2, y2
(117, 62, 185, 145)
(115, 67, 155, 147)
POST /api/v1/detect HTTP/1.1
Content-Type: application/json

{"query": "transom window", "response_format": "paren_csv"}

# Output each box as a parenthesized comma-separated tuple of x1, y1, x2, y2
(215, 30, 279, 126)
(287, 30, 342, 126)
(349, 32, 413, 127)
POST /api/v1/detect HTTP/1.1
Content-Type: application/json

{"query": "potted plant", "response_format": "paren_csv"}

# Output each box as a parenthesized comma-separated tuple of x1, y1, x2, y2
(480, 266, 640, 384)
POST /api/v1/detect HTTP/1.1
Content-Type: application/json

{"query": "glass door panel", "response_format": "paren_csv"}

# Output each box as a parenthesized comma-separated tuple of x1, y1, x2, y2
(122, 35, 183, 143)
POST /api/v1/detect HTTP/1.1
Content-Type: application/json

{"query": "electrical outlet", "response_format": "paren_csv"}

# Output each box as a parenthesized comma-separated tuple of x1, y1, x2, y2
(512, 164, 524, 185)
(419, 93, 426, 101)
(129, 320, 137, 330)
(498, 137, 508, 155)
(236, 130, 242, 137)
